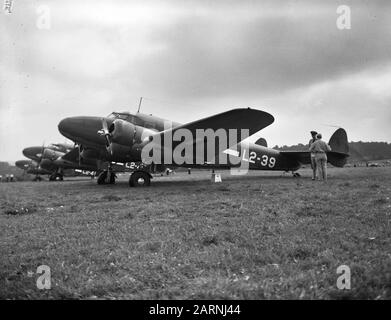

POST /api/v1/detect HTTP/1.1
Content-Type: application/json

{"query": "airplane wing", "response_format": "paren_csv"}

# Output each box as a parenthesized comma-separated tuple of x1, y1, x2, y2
(166, 108, 274, 137)
(156, 108, 274, 149)
(148, 108, 274, 165)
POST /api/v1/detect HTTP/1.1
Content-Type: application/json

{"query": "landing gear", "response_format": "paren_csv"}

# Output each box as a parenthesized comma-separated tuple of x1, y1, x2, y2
(97, 171, 106, 184)
(97, 169, 116, 185)
(49, 172, 64, 181)
(33, 175, 42, 182)
(129, 171, 151, 187)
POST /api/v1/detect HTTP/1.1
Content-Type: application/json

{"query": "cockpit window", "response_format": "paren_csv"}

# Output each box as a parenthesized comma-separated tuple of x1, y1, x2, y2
(117, 114, 129, 120)
(106, 112, 148, 127)
(107, 112, 118, 119)
(107, 112, 132, 121)
(48, 144, 59, 151)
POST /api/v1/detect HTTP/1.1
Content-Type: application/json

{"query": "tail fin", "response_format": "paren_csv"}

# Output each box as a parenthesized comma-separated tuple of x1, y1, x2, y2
(328, 128, 349, 167)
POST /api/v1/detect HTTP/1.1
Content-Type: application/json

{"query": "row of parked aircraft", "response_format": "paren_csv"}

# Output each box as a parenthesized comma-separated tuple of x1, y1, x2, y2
(16, 107, 350, 187)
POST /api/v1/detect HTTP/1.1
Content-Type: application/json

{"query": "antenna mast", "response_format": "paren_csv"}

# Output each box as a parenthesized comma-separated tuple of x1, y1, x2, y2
(137, 97, 143, 113)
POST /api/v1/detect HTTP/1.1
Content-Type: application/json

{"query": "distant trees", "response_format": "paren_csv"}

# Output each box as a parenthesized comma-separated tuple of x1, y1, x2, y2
(0, 161, 26, 181)
(274, 142, 391, 161)
(348, 142, 391, 161)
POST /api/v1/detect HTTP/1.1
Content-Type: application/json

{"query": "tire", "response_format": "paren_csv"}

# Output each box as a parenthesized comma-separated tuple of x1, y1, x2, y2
(97, 171, 107, 185)
(129, 171, 151, 187)
(109, 173, 116, 184)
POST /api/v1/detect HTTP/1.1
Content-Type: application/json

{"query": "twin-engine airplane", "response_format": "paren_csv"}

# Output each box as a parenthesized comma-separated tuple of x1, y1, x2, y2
(15, 159, 51, 180)
(58, 108, 349, 187)
(16, 143, 101, 181)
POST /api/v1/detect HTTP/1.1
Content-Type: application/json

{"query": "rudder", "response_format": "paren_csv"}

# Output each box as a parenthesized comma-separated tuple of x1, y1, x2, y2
(329, 128, 349, 154)
(328, 128, 349, 167)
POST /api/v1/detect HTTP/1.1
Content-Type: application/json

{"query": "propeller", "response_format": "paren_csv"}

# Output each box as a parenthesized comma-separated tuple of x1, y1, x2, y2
(78, 144, 82, 166)
(98, 118, 113, 155)
(74, 142, 82, 166)
(37, 141, 45, 170)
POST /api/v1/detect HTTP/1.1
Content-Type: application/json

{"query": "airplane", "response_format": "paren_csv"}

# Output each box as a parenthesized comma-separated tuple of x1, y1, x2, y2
(17, 143, 100, 181)
(18, 142, 149, 182)
(58, 108, 349, 187)
(15, 159, 51, 181)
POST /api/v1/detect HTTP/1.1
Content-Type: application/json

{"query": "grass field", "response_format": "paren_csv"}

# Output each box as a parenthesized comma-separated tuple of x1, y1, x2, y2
(0, 167, 390, 299)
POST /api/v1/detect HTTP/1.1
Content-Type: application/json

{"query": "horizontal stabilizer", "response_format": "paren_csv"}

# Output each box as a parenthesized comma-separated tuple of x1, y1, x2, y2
(279, 128, 349, 168)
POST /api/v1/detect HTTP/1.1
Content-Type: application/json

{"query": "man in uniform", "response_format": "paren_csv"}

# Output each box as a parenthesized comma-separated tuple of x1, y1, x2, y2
(309, 131, 318, 180)
(309, 133, 332, 181)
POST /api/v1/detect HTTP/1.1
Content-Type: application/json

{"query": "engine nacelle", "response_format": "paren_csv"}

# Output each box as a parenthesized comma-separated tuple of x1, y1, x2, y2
(110, 119, 136, 146)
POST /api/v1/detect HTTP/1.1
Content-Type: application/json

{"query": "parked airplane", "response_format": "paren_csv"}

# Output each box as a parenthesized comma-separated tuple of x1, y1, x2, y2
(15, 159, 51, 180)
(18, 142, 151, 182)
(18, 143, 99, 181)
(58, 108, 349, 187)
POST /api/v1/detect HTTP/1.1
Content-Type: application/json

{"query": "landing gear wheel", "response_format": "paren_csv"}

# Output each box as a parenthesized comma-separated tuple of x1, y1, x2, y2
(49, 173, 56, 181)
(129, 171, 151, 187)
(97, 171, 107, 185)
(109, 172, 116, 184)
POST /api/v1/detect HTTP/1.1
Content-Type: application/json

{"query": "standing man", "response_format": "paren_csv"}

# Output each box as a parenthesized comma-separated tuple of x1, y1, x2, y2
(309, 131, 318, 180)
(309, 133, 332, 181)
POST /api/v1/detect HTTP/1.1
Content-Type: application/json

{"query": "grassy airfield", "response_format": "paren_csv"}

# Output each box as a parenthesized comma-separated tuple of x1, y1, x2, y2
(0, 167, 390, 299)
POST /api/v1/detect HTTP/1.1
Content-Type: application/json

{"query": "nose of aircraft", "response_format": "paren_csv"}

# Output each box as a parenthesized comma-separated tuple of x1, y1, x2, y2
(58, 116, 109, 147)
(15, 160, 30, 170)
(22, 146, 43, 161)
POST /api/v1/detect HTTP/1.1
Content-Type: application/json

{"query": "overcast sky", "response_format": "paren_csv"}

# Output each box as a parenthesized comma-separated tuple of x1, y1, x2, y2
(1, 0, 391, 161)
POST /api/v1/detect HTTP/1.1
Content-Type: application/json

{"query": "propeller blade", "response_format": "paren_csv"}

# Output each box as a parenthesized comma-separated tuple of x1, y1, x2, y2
(99, 118, 113, 156)
(38, 141, 45, 165)
(77, 144, 81, 166)
(102, 117, 109, 132)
